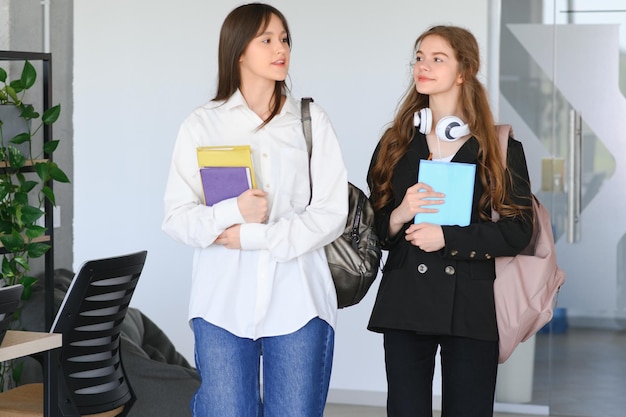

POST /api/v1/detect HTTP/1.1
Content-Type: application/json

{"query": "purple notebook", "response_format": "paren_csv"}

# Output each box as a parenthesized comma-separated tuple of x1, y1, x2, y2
(200, 166, 252, 206)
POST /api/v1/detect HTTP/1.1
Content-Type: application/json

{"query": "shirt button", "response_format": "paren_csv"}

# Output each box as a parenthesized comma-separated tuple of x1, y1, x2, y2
(469, 251, 476, 258)
(262, 153, 269, 158)
(417, 264, 428, 274)
(444, 266, 456, 275)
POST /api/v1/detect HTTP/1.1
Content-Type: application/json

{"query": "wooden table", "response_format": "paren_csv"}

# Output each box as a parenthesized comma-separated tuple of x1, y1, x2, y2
(0, 330, 62, 417)
(0, 330, 61, 361)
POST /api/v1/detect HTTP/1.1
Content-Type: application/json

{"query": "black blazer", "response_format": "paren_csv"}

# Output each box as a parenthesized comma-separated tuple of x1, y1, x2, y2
(367, 131, 533, 342)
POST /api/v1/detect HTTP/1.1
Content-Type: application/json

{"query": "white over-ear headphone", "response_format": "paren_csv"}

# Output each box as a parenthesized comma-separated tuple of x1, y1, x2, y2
(413, 108, 470, 142)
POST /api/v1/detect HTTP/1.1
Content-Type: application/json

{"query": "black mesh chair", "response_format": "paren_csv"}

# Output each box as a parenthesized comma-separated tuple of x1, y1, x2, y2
(0, 250, 148, 417)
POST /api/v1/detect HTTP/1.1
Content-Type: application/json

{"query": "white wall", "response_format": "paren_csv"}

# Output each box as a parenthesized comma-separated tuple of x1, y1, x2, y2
(74, 0, 488, 399)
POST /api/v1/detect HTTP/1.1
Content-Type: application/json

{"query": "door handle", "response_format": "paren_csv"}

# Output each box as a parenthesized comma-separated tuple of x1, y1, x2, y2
(567, 109, 582, 243)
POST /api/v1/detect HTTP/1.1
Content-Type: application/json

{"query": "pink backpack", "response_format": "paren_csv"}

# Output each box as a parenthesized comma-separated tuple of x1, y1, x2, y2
(493, 125, 567, 363)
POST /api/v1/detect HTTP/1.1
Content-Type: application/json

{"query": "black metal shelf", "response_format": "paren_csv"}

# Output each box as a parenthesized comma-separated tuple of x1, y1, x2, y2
(0, 51, 54, 329)
(0, 50, 56, 417)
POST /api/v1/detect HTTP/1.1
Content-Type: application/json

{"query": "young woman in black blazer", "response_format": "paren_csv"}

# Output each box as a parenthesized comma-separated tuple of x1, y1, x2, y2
(367, 25, 534, 417)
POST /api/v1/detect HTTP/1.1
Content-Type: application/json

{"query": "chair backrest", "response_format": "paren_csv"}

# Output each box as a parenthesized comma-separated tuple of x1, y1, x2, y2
(51, 251, 147, 417)
(0, 284, 23, 344)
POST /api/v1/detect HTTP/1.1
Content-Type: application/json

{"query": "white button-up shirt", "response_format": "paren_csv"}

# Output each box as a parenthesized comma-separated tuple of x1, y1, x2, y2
(162, 91, 348, 339)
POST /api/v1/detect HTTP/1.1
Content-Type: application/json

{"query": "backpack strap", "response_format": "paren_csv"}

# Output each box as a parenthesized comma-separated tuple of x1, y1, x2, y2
(301, 97, 314, 157)
(300, 97, 370, 254)
(493, 124, 537, 221)
(496, 124, 513, 168)
(492, 124, 514, 222)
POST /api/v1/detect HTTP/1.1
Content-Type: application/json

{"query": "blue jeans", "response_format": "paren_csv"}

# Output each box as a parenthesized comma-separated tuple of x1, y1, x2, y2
(190, 317, 334, 417)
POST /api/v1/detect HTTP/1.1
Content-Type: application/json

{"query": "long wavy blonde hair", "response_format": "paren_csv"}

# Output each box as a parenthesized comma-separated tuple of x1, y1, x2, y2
(369, 25, 527, 220)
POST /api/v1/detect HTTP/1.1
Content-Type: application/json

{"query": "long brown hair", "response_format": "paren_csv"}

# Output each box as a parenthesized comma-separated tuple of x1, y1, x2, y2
(369, 25, 526, 219)
(214, 3, 291, 127)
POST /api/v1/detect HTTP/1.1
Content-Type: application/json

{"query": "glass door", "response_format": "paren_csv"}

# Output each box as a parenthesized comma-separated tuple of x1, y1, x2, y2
(497, 1, 626, 416)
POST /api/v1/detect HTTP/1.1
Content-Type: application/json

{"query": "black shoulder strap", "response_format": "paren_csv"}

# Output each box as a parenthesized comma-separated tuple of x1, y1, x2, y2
(301, 97, 314, 157)
(301, 97, 315, 201)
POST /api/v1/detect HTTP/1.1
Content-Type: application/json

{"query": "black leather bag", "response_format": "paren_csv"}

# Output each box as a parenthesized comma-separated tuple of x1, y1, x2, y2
(301, 97, 382, 308)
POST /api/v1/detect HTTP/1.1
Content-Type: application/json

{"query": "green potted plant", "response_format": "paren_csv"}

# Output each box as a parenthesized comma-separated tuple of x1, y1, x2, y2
(0, 59, 69, 389)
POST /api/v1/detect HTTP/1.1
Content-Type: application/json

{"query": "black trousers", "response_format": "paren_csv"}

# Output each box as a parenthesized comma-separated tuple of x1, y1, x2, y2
(383, 330, 499, 417)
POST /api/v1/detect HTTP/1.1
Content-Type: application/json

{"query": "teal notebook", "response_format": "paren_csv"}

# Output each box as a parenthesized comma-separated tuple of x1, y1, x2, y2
(414, 160, 476, 226)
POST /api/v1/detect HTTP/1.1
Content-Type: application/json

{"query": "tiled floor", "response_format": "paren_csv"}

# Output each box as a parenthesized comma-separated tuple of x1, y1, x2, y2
(324, 404, 385, 417)
(325, 327, 626, 417)
(533, 327, 626, 417)
(324, 403, 539, 417)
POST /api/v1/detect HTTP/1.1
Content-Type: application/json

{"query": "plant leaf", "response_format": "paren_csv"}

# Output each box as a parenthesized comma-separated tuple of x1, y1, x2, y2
(9, 132, 31, 145)
(34, 161, 48, 180)
(25, 224, 46, 238)
(43, 140, 60, 154)
(14, 256, 29, 271)
(21, 205, 45, 224)
(6, 85, 20, 103)
(12, 307, 21, 321)
(19, 104, 38, 121)
(41, 186, 56, 205)
(50, 166, 70, 183)
(0, 185, 9, 201)
(19, 275, 38, 288)
(0, 233, 24, 252)
(7, 148, 26, 169)
(27, 241, 51, 258)
(0, 220, 12, 235)
(16, 171, 25, 183)
(42, 104, 61, 125)
(0, 67, 7, 83)
(21, 286, 31, 300)
(8, 79, 24, 95)
(19, 180, 38, 194)
(14, 190, 29, 206)
(12, 360, 25, 383)
(2, 257, 15, 279)
(21, 61, 37, 90)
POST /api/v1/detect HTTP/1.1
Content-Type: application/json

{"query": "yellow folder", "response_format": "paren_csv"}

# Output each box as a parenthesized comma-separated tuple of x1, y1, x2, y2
(196, 145, 256, 188)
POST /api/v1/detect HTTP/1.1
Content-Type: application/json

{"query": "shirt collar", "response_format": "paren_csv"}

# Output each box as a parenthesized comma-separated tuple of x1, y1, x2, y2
(223, 89, 248, 111)
(223, 89, 300, 119)
(281, 93, 300, 118)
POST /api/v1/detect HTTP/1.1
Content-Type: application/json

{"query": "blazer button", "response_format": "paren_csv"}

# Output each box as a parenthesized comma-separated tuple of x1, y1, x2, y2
(469, 251, 476, 258)
(451, 250, 458, 256)
(444, 266, 456, 275)
(417, 263, 428, 274)
(485, 253, 492, 259)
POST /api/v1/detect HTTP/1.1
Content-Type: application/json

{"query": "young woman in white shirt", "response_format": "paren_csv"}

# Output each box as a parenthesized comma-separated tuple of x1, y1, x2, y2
(162, 4, 348, 417)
